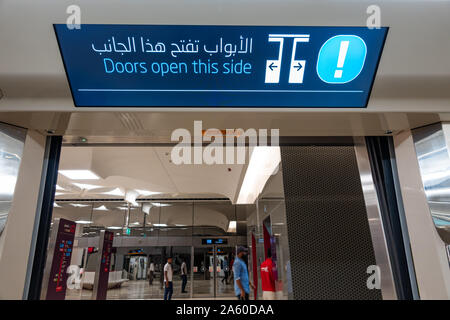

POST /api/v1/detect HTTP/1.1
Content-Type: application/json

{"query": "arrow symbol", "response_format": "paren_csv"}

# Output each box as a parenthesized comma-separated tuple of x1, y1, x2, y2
(294, 62, 303, 71)
(268, 62, 278, 71)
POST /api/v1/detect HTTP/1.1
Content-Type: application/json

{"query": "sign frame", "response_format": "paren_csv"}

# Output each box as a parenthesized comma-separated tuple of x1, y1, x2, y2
(54, 24, 388, 109)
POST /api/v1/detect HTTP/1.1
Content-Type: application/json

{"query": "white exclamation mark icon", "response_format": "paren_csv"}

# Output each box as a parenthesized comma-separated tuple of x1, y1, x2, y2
(334, 40, 349, 78)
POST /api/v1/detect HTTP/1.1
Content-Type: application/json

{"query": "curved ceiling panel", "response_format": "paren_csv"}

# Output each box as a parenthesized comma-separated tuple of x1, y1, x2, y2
(57, 145, 246, 201)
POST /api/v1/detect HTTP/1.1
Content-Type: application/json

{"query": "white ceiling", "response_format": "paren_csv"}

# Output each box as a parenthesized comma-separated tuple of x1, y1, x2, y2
(56, 145, 249, 201)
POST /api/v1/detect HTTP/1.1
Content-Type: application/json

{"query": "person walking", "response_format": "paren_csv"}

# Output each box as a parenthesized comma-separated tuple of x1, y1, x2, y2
(163, 257, 173, 300)
(148, 260, 155, 285)
(180, 259, 188, 293)
(228, 254, 234, 284)
(260, 248, 276, 300)
(233, 246, 255, 300)
(221, 256, 229, 285)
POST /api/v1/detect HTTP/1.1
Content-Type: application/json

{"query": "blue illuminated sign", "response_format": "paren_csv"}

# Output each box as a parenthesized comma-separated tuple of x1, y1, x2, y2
(202, 238, 228, 245)
(54, 24, 387, 108)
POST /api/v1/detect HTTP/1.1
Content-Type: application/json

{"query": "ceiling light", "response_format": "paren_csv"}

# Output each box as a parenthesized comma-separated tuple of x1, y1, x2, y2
(151, 202, 171, 207)
(94, 205, 108, 211)
(55, 185, 65, 191)
(0, 175, 17, 196)
(53, 202, 61, 208)
(107, 226, 122, 230)
(131, 222, 140, 225)
(70, 203, 90, 208)
(175, 224, 187, 227)
(59, 170, 100, 180)
(136, 189, 161, 196)
(153, 223, 168, 227)
(102, 188, 124, 197)
(75, 220, 92, 224)
(227, 220, 237, 233)
(237, 147, 281, 204)
(73, 183, 102, 190)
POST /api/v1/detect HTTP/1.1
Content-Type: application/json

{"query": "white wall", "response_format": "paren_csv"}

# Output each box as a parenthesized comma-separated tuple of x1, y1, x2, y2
(394, 130, 450, 299)
(0, 130, 47, 299)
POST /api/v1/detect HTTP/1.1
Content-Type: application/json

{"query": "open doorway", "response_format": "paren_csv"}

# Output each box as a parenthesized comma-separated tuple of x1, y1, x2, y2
(39, 144, 290, 300)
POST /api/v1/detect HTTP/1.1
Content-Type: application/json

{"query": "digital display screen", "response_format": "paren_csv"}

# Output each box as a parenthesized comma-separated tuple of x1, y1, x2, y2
(202, 238, 228, 245)
(54, 24, 387, 108)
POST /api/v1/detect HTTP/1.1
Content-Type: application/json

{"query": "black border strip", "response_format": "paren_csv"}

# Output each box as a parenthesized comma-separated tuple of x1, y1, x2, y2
(27, 136, 63, 300)
(365, 136, 414, 300)
(63, 136, 356, 147)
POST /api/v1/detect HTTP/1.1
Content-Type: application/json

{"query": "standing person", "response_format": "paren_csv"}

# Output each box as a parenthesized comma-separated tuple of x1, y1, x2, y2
(260, 248, 276, 300)
(180, 259, 188, 293)
(132, 261, 138, 280)
(233, 246, 255, 300)
(163, 257, 173, 300)
(148, 260, 155, 285)
(228, 254, 234, 284)
(221, 256, 229, 285)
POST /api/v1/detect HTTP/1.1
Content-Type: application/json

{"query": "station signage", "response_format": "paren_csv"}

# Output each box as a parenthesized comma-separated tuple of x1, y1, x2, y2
(92, 230, 114, 300)
(202, 238, 228, 245)
(54, 24, 387, 108)
(43, 218, 76, 300)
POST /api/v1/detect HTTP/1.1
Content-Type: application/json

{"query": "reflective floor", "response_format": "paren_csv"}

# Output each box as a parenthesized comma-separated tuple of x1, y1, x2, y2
(65, 278, 236, 300)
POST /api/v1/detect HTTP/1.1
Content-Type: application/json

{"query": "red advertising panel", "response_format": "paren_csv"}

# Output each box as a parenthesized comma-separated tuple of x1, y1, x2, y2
(95, 231, 114, 300)
(45, 219, 76, 300)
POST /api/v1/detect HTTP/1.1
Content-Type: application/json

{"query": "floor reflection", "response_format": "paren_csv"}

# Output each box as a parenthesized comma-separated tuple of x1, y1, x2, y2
(65, 278, 236, 300)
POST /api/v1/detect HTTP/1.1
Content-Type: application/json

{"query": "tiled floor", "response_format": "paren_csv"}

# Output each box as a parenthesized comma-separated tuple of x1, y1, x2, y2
(66, 278, 236, 300)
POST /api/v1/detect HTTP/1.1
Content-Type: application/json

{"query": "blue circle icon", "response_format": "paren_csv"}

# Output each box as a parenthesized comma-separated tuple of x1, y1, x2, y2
(316, 35, 367, 84)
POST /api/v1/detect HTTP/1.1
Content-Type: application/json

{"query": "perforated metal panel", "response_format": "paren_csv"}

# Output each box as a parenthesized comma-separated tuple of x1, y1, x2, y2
(281, 145, 382, 300)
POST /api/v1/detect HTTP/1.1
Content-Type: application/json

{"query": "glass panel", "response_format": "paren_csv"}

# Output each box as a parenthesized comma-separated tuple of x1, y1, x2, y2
(215, 246, 236, 298)
(0, 123, 26, 236)
(413, 124, 450, 244)
(258, 198, 292, 300)
(192, 246, 214, 298)
(247, 163, 293, 300)
(262, 164, 293, 300)
(43, 145, 285, 300)
(169, 246, 192, 298)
